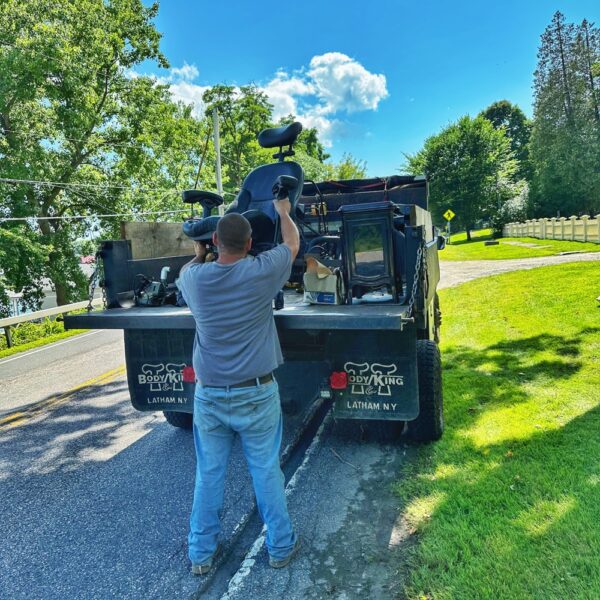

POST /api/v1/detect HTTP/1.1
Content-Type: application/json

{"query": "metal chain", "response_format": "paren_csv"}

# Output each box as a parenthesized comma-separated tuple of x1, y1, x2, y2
(406, 240, 426, 317)
(86, 250, 106, 311)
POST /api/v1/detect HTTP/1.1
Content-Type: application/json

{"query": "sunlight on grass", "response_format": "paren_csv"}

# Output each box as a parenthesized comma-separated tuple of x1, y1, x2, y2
(517, 497, 576, 536)
(397, 262, 600, 600)
(405, 491, 446, 534)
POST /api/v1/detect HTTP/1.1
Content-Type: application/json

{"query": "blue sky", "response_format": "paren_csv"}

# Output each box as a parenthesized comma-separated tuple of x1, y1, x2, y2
(143, 0, 599, 176)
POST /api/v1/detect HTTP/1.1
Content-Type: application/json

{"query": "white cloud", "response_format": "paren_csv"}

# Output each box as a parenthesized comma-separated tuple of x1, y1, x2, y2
(260, 53, 388, 144)
(261, 70, 315, 121)
(307, 52, 388, 114)
(168, 63, 199, 82)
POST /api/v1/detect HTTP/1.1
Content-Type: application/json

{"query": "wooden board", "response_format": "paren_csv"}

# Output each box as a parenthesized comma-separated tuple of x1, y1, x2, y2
(121, 222, 194, 259)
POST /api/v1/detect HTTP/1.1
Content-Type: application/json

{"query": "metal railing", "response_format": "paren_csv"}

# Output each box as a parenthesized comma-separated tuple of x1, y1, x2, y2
(0, 298, 102, 348)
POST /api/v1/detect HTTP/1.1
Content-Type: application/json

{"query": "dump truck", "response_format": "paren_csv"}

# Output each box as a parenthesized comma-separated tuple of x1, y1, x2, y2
(65, 122, 445, 442)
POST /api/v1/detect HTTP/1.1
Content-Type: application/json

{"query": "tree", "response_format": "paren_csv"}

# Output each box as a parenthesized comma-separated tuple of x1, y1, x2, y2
(202, 85, 273, 191)
(529, 12, 600, 217)
(480, 100, 532, 180)
(0, 0, 203, 311)
(324, 153, 368, 180)
(405, 116, 517, 239)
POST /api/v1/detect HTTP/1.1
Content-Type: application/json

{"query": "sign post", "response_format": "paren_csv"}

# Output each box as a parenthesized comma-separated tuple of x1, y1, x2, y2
(443, 209, 456, 244)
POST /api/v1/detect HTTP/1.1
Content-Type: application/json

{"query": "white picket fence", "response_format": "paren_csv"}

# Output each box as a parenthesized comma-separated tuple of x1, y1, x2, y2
(503, 215, 600, 243)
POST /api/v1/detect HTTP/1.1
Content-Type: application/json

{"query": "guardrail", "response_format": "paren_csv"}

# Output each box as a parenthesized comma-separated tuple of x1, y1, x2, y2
(503, 215, 600, 243)
(0, 298, 102, 348)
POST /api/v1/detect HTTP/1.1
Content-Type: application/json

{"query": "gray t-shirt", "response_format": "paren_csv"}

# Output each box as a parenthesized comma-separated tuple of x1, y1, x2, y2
(178, 245, 292, 386)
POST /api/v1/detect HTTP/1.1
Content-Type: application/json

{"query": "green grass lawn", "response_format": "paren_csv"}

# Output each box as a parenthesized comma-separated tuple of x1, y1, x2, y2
(397, 262, 600, 600)
(441, 229, 599, 261)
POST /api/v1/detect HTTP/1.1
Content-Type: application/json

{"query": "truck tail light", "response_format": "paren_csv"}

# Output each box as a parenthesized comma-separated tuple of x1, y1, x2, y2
(182, 366, 196, 383)
(330, 371, 348, 390)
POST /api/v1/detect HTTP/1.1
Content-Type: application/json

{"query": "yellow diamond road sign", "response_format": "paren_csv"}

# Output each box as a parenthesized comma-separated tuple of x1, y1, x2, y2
(443, 209, 456, 221)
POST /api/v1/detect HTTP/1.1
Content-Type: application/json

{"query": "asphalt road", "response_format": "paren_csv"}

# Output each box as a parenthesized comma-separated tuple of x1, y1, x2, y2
(0, 329, 124, 416)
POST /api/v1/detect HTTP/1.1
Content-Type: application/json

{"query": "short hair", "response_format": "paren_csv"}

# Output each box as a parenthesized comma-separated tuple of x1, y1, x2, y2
(216, 213, 252, 253)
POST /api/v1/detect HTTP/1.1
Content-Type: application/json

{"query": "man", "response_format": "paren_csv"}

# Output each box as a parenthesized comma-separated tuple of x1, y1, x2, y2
(177, 197, 301, 575)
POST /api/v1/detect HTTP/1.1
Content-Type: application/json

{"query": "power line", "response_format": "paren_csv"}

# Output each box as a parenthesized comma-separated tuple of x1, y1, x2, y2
(0, 177, 177, 194)
(0, 208, 189, 223)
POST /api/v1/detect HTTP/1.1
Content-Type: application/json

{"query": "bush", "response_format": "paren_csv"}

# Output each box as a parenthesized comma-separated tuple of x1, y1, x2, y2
(490, 181, 529, 237)
(0, 317, 65, 350)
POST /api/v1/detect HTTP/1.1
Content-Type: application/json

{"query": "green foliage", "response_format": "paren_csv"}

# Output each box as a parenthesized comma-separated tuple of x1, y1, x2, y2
(0, 227, 48, 316)
(480, 100, 532, 180)
(405, 115, 517, 238)
(529, 12, 600, 218)
(324, 152, 368, 180)
(0, 316, 87, 354)
(399, 263, 600, 599)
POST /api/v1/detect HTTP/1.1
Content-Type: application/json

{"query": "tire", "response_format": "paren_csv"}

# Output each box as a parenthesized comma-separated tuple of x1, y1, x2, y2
(406, 340, 443, 442)
(163, 411, 193, 430)
(434, 292, 442, 344)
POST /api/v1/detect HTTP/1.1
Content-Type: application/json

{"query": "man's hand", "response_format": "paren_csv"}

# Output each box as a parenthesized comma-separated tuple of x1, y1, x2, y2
(273, 197, 291, 216)
(193, 241, 207, 261)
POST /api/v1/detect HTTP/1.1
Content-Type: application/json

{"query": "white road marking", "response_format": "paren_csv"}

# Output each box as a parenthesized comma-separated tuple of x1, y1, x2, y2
(220, 412, 332, 600)
(0, 330, 103, 365)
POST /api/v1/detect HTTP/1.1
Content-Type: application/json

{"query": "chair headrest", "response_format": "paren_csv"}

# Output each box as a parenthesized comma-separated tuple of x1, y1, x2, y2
(182, 216, 220, 241)
(258, 122, 302, 149)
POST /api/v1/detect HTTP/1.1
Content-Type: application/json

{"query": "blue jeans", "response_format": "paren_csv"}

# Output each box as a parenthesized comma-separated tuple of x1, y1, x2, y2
(188, 379, 296, 564)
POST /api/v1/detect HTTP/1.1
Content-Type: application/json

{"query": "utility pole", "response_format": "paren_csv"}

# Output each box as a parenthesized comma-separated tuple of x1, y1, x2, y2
(212, 108, 225, 216)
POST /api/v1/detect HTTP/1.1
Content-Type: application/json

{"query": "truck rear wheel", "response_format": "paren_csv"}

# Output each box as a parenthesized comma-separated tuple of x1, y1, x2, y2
(407, 340, 443, 442)
(163, 411, 193, 430)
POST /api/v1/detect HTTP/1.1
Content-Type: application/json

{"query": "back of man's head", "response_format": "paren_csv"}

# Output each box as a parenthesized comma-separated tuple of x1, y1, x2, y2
(216, 213, 252, 254)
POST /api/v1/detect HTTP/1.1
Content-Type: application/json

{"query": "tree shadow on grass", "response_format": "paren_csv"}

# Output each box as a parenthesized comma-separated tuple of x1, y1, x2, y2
(442, 329, 596, 412)
(399, 326, 600, 599)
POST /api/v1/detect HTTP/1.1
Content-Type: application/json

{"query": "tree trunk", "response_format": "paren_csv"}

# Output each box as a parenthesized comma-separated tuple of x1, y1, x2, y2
(555, 14, 574, 124)
(466, 228, 472, 241)
(582, 21, 600, 125)
(54, 281, 70, 306)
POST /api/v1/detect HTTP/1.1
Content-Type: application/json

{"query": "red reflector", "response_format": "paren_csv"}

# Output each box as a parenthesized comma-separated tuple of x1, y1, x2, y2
(330, 371, 348, 390)
(182, 366, 196, 383)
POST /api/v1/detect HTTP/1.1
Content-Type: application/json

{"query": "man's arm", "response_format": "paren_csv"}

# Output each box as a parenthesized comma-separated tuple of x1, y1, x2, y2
(180, 241, 207, 275)
(273, 198, 300, 260)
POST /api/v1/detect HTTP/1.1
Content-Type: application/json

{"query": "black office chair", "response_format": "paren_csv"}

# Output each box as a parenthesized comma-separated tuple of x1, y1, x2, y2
(182, 122, 304, 249)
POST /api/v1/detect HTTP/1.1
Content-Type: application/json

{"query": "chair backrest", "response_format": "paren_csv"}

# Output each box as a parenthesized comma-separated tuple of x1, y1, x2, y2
(227, 161, 304, 221)
(340, 201, 397, 302)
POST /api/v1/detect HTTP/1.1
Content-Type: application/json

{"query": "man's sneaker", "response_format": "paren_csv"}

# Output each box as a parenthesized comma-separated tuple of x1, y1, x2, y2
(269, 537, 302, 569)
(191, 543, 222, 576)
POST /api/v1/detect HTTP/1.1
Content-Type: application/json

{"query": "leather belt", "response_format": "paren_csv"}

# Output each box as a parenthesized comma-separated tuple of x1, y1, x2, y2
(211, 373, 273, 389)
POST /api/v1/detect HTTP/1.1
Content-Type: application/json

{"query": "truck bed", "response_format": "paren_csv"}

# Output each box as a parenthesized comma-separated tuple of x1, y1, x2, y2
(64, 290, 411, 332)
